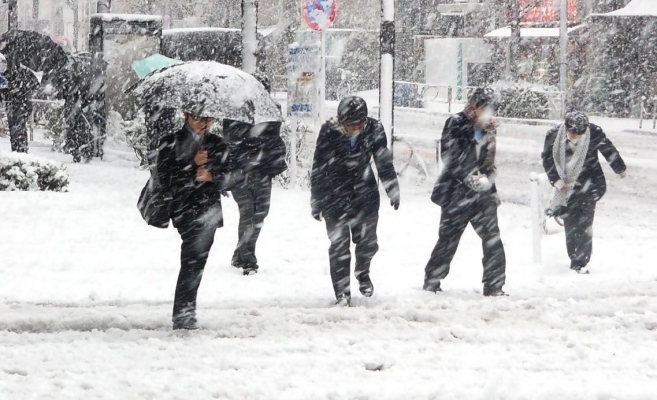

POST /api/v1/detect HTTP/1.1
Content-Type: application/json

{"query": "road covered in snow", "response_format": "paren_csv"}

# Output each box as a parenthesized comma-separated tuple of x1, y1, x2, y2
(1, 121, 656, 399)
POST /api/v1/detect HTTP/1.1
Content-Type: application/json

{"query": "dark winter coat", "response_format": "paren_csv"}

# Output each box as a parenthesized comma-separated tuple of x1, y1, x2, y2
(3, 66, 39, 112)
(431, 112, 498, 208)
(311, 117, 399, 219)
(155, 127, 232, 228)
(223, 119, 287, 186)
(542, 123, 626, 202)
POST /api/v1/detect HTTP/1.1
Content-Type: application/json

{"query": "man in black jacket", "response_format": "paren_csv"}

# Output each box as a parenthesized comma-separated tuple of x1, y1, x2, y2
(311, 96, 400, 306)
(3, 61, 39, 153)
(424, 88, 507, 296)
(542, 111, 627, 274)
(224, 118, 287, 275)
(156, 111, 233, 330)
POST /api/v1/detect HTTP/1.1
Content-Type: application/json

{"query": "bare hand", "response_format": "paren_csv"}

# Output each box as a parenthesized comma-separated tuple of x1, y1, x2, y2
(194, 148, 208, 166)
(554, 180, 568, 192)
(619, 171, 628, 179)
(196, 167, 213, 183)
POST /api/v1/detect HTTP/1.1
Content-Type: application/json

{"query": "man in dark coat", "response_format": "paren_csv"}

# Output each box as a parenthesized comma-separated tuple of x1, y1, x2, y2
(424, 88, 507, 296)
(224, 118, 287, 275)
(542, 111, 627, 274)
(155, 111, 233, 330)
(311, 96, 400, 306)
(3, 61, 39, 153)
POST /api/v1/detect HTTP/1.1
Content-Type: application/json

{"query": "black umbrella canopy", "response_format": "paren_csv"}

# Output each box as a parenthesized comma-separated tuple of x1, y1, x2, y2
(0, 29, 68, 75)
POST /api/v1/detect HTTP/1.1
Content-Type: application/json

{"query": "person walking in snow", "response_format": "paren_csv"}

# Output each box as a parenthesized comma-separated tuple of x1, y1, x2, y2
(154, 109, 233, 330)
(541, 111, 627, 274)
(311, 96, 400, 306)
(223, 73, 287, 276)
(424, 87, 507, 296)
(2, 60, 39, 153)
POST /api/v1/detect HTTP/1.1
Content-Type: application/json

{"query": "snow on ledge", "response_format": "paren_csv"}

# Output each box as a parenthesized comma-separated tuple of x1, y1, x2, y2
(91, 13, 163, 23)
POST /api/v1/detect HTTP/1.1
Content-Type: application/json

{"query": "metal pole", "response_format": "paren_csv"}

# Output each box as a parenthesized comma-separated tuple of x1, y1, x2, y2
(8, 0, 18, 30)
(559, 0, 568, 116)
(380, 0, 395, 155)
(241, 0, 258, 74)
(316, 30, 326, 130)
(529, 172, 542, 265)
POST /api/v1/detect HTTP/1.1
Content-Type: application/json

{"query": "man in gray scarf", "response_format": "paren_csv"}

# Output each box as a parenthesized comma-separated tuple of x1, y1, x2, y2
(542, 111, 627, 274)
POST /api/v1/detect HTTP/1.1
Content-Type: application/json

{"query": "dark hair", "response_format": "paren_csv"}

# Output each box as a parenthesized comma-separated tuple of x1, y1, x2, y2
(468, 87, 495, 109)
(252, 71, 271, 93)
(564, 111, 589, 134)
(337, 96, 368, 125)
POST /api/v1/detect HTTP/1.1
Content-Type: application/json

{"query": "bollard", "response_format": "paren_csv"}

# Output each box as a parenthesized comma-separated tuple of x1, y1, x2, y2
(447, 86, 452, 113)
(529, 172, 542, 265)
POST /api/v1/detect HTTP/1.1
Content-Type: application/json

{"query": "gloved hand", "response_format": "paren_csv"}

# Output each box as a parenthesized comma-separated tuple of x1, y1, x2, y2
(221, 191, 230, 198)
(465, 174, 492, 192)
(311, 209, 322, 221)
(390, 198, 400, 210)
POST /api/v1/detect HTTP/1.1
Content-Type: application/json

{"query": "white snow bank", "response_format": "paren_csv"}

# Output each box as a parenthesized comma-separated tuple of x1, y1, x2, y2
(91, 13, 163, 22)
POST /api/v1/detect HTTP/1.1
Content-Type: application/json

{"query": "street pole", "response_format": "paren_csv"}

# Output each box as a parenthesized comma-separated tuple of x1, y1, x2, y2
(241, 0, 258, 74)
(380, 0, 395, 156)
(8, 0, 18, 30)
(509, 0, 520, 81)
(316, 30, 326, 130)
(559, 0, 568, 117)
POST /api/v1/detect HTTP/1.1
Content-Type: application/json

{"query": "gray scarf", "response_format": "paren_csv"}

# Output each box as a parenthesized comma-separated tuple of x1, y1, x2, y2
(548, 123, 590, 213)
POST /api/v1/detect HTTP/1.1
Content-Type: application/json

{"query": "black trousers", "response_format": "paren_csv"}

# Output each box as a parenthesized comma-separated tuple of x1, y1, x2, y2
(7, 104, 30, 153)
(563, 198, 596, 268)
(324, 211, 379, 299)
(425, 194, 506, 291)
(172, 217, 217, 324)
(66, 112, 93, 163)
(231, 179, 272, 270)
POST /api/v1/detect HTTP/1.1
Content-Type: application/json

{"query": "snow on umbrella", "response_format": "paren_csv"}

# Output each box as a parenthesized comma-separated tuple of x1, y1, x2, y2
(0, 30, 68, 77)
(130, 61, 282, 125)
(132, 54, 181, 79)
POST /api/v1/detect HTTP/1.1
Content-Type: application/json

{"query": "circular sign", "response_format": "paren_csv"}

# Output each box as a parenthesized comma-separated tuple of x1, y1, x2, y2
(301, 0, 337, 32)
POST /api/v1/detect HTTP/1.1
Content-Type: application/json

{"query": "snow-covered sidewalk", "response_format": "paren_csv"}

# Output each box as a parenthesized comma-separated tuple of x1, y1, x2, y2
(1, 127, 656, 399)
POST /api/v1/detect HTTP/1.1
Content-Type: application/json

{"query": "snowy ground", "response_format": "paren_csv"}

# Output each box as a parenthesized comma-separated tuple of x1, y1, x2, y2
(1, 118, 656, 399)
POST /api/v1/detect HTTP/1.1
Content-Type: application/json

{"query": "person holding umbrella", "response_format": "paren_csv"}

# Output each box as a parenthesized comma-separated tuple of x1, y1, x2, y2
(3, 60, 39, 153)
(154, 108, 233, 330)
(132, 61, 282, 329)
(0, 30, 68, 153)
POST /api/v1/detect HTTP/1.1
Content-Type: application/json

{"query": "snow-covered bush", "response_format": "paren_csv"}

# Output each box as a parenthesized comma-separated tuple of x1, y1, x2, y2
(490, 82, 552, 120)
(0, 152, 69, 192)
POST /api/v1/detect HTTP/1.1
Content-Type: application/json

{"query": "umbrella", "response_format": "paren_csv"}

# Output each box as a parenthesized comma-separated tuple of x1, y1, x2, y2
(132, 54, 181, 79)
(130, 61, 282, 125)
(0, 30, 68, 76)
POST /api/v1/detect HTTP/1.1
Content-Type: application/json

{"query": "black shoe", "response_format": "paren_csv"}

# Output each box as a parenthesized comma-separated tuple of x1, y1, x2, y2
(570, 264, 590, 274)
(243, 267, 258, 276)
(172, 315, 197, 330)
(483, 288, 508, 297)
(335, 294, 351, 307)
(358, 275, 374, 297)
(423, 280, 442, 293)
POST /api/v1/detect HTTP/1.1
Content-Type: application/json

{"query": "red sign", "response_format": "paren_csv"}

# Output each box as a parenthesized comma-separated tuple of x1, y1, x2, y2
(520, 0, 577, 23)
(301, 0, 337, 32)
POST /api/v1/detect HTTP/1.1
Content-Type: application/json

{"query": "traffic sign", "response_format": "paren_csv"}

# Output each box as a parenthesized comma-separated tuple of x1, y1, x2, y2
(301, 0, 337, 32)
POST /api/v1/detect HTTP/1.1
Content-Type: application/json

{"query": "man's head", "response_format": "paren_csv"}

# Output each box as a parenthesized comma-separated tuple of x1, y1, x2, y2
(184, 113, 214, 134)
(337, 96, 368, 135)
(467, 87, 496, 126)
(564, 111, 589, 137)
